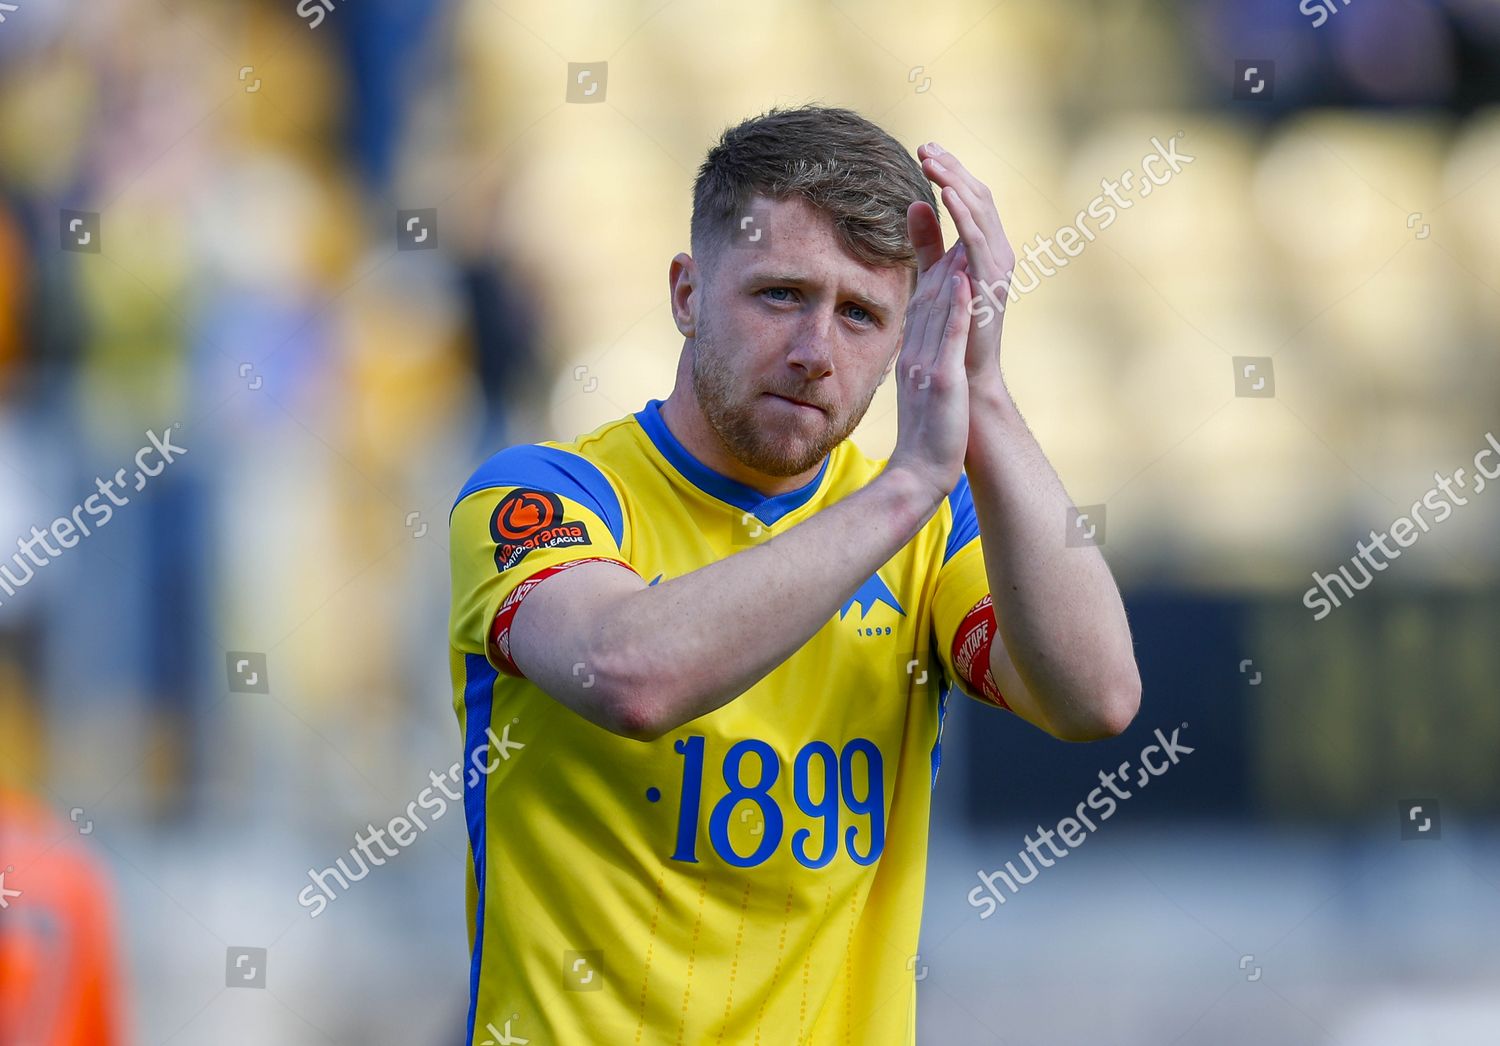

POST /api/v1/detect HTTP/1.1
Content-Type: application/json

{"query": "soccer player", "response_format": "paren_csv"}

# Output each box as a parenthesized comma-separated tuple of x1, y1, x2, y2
(448, 105, 1140, 1044)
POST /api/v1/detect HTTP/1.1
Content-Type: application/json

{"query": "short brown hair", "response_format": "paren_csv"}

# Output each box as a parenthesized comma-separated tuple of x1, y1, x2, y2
(690, 105, 936, 276)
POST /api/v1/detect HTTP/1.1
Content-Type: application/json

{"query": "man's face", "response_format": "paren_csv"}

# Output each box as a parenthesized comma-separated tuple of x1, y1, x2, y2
(689, 196, 912, 478)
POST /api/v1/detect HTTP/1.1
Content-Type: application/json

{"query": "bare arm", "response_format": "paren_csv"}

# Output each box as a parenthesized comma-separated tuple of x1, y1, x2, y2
(964, 382, 1141, 740)
(507, 465, 941, 740)
(506, 247, 975, 741)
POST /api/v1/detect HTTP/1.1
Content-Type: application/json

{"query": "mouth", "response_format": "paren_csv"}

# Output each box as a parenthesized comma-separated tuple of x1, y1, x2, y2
(766, 393, 826, 414)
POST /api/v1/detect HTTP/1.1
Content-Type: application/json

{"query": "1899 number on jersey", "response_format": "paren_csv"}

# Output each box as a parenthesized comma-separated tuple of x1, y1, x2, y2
(669, 736, 886, 869)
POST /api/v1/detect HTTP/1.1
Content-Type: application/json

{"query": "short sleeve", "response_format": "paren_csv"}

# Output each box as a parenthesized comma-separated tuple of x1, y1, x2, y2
(449, 444, 637, 670)
(930, 473, 1009, 709)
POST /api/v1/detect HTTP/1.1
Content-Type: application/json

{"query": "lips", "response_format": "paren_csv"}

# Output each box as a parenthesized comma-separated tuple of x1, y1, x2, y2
(767, 393, 825, 413)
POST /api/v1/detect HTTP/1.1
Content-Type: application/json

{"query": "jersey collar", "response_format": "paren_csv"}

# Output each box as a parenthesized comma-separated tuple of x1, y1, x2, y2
(634, 398, 831, 527)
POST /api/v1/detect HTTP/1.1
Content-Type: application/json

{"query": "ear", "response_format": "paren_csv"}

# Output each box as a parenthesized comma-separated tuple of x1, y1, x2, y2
(669, 252, 698, 338)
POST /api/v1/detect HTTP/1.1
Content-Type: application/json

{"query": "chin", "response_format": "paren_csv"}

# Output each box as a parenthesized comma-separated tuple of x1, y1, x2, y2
(765, 435, 836, 477)
(717, 396, 844, 476)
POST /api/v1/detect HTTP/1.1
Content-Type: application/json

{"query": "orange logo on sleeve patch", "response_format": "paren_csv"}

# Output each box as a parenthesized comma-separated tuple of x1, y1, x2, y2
(493, 489, 558, 540)
(490, 489, 591, 570)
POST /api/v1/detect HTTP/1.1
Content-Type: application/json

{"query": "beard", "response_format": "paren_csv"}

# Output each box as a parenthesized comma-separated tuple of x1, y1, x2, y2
(690, 316, 879, 478)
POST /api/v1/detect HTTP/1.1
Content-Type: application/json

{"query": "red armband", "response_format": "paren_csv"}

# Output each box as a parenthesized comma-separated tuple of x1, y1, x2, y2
(489, 556, 639, 677)
(951, 594, 1009, 709)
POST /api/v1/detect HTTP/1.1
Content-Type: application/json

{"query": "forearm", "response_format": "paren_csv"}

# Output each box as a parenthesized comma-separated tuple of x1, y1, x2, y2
(964, 379, 1140, 736)
(594, 466, 941, 739)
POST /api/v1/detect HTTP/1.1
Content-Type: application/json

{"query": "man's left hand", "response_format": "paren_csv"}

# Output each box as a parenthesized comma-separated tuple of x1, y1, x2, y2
(909, 142, 1016, 397)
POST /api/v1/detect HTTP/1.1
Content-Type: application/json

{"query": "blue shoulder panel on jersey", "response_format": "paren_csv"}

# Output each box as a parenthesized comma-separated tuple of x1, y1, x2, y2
(634, 398, 829, 527)
(452, 444, 626, 547)
(943, 473, 980, 563)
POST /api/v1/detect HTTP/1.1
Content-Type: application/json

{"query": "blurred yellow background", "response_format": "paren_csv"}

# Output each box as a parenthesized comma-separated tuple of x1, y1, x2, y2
(1, 0, 1497, 1042)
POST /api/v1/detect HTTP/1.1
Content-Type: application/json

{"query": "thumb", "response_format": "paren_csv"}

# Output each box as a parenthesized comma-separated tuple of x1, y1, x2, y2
(907, 201, 945, 273)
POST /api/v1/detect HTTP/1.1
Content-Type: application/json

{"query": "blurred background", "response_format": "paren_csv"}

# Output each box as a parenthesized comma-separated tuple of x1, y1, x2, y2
(1, 0, 1497, 1042)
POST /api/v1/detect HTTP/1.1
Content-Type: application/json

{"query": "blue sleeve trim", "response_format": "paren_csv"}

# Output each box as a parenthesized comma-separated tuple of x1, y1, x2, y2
(943, 473, 980, 563)
(461, 652, 497, 1045)
(930, 678, 951, 790)
(452, 444, 626, 547)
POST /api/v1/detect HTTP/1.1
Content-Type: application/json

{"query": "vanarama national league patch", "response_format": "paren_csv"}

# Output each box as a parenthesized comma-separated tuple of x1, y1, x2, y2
(490, 489, 592, 570)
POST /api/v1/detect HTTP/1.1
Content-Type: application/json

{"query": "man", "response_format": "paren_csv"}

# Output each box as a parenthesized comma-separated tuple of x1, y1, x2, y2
(448, 105, 1140, 1044)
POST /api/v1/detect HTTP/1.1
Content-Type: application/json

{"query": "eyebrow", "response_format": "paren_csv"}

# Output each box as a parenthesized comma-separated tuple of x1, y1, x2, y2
(746, 271, 894, 318)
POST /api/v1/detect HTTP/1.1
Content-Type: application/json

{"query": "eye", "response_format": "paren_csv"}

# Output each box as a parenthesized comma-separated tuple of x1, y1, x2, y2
(845, 304, 873, 325)
(762, 287, 797, 303)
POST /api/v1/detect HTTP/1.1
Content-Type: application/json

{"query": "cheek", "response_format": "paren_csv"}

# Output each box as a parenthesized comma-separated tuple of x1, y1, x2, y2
(713, 296, 769, 342)
(852, 336, 898, 384)
(737, 304, 787, 347)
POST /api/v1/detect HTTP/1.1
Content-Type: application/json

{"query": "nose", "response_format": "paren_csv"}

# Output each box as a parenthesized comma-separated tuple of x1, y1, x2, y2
(784, 306, 835, 379)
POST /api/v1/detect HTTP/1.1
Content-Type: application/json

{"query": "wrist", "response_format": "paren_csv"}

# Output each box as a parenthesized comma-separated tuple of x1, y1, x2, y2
(965, 379, 1024, 467)
(966, 369, 1012, 413)
(874, 462, 948, 533)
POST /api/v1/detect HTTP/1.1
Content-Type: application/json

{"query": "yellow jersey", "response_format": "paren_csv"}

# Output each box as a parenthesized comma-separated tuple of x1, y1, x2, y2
(448, 397, 1006, 1045)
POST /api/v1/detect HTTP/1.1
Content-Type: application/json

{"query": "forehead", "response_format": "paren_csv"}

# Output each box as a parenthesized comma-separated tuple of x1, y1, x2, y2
(715, 195, 910, 304)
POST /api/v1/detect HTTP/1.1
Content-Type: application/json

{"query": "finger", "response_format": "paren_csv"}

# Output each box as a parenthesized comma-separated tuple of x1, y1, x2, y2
(924, 157, 1013, 294)
(934, 272, 973, 377)
(901, 276, 945, 383)
(907, 200, 945, 274)
(922, 146, 1009, 247)
(913, 270, 966, 397)
(900, 242, 962, 385)
(936, 184, 998, 288)
(899, 271, 939, 381)
(911, 241, 963, 337)
(920, 266, 965, 374)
